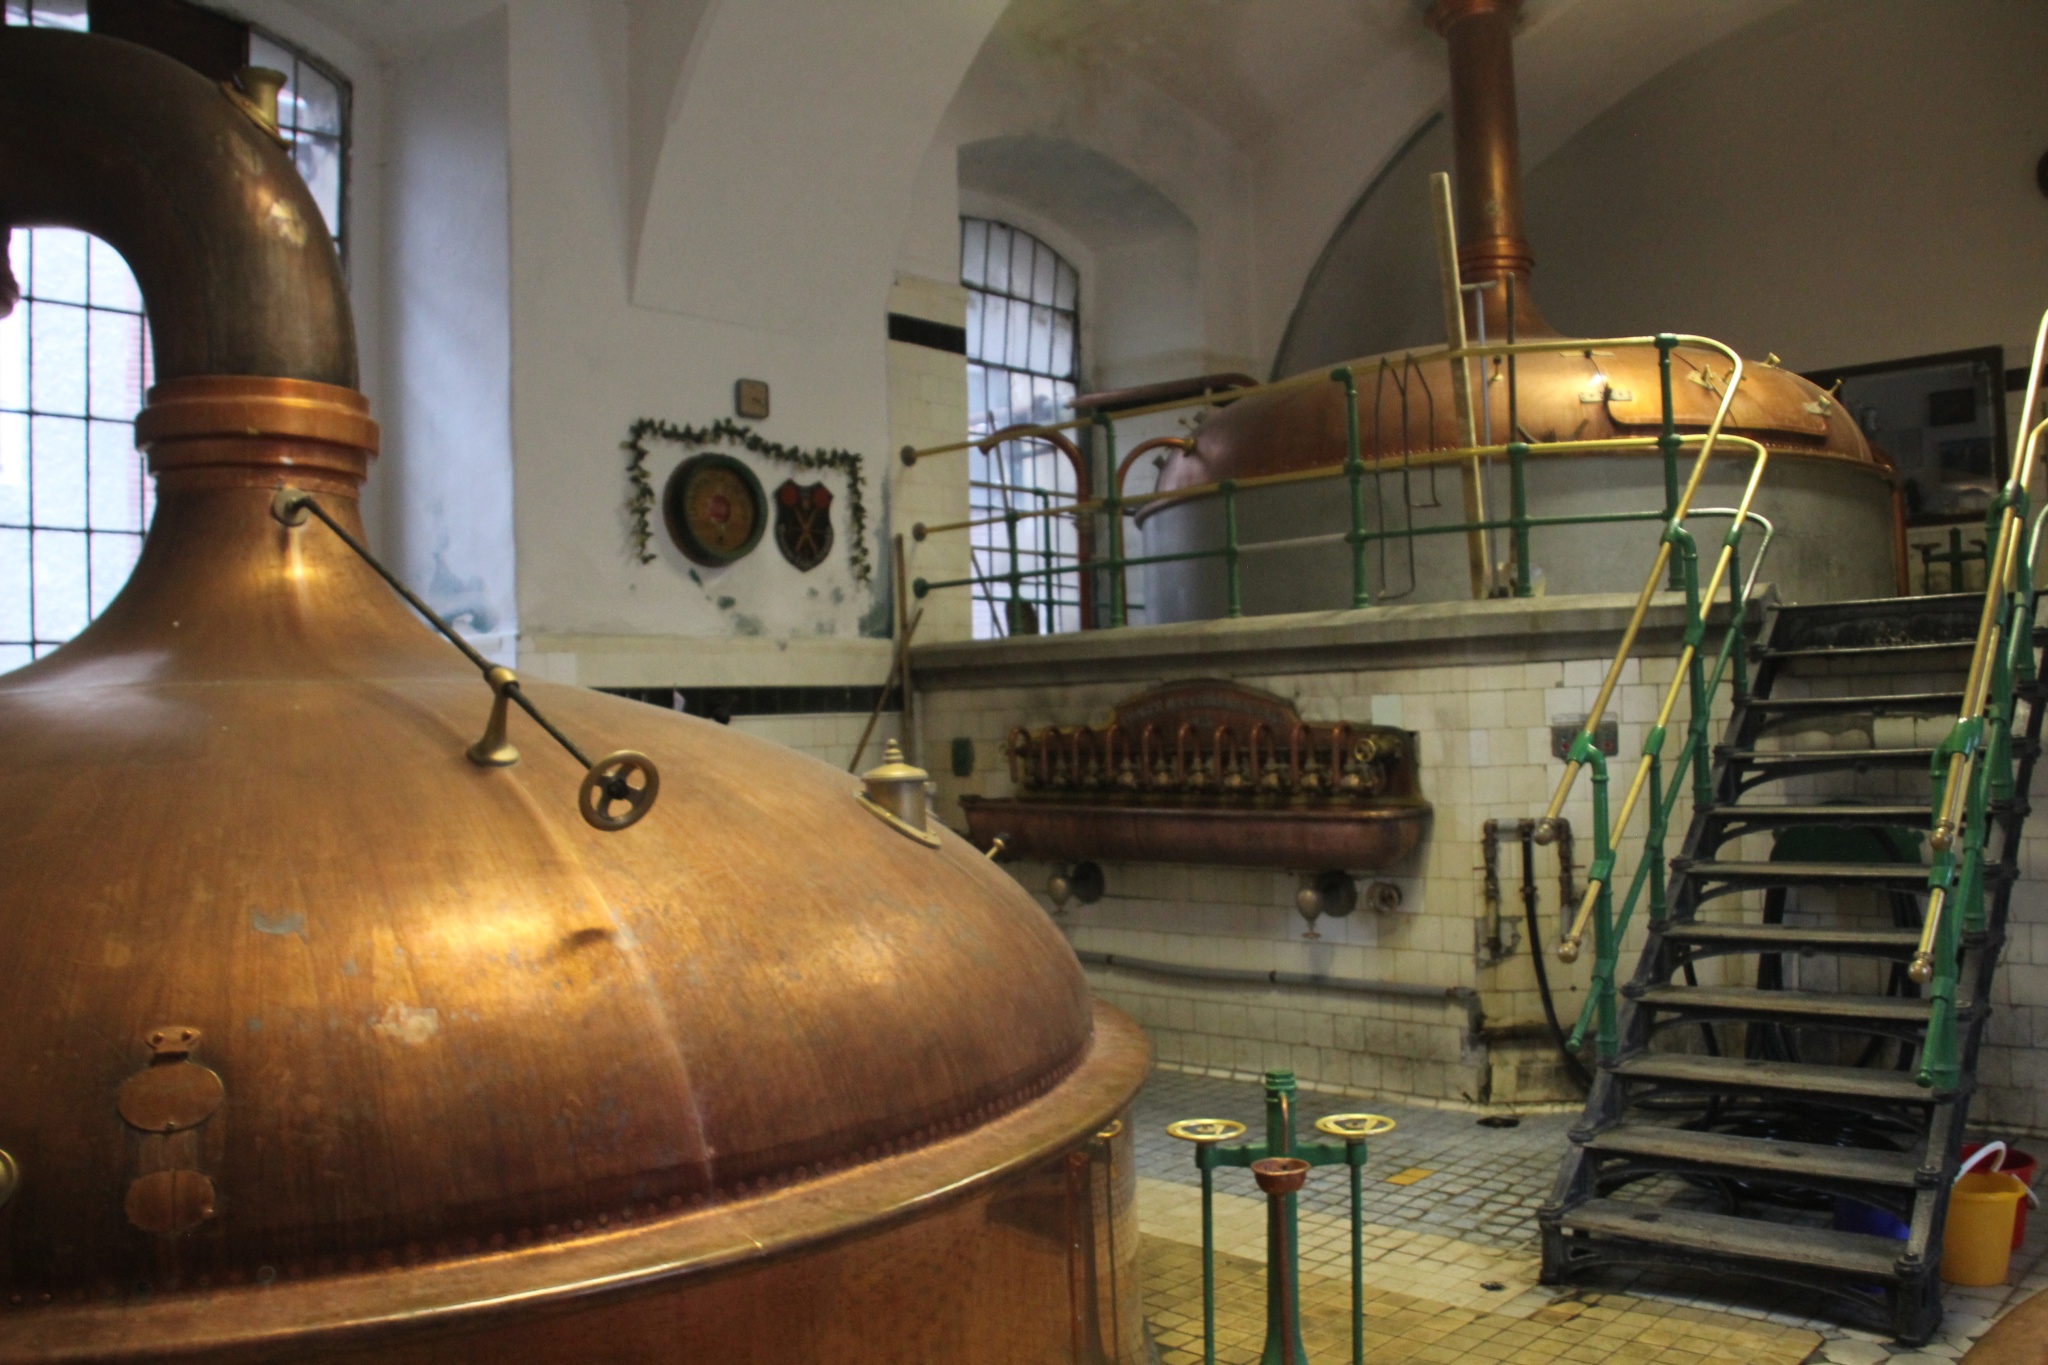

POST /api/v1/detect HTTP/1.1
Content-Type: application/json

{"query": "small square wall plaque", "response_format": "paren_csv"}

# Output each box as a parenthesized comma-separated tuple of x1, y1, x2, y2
(1551, 715, 1620, 761)
(734, 378, 770, 420)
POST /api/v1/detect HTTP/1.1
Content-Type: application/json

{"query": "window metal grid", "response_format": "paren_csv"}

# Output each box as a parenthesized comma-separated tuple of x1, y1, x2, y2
(961, 218, 1083, 639)
(0, 3, 347, 672)
(0, 228, 154, 671)
(250, 28, 349, 255)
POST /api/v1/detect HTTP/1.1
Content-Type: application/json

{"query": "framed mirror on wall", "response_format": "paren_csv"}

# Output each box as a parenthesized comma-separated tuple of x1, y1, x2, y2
(1804, 347, 2007, 524)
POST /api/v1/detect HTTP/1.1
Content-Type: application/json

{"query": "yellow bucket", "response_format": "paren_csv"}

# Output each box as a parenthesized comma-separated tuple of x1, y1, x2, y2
(1941, 1171, 2027, 1286)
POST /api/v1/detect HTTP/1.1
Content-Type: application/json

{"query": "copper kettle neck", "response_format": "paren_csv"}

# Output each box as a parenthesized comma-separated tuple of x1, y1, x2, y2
(1427, 0, 1549, 335)
(136, 375, 380, 498)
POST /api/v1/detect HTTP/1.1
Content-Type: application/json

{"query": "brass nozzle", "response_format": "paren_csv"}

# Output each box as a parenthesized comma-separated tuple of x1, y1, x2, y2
(1930, 818, 1957, 852)
(1907, 951, 1935, 985)
(1556, 936, 1582, 964)
(1533, 816, 1558, 846)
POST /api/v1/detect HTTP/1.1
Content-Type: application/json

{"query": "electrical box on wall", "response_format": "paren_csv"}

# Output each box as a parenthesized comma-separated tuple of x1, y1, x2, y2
(733, 378, 770, 420)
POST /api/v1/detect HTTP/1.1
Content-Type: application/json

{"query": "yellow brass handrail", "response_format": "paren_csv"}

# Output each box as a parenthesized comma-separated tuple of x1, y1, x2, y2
(1929, 407, 2048, 854)
(1536, 339, 1748, 854)
(1902, 309, 2048, 985)
(1556, 432, 1772, 962)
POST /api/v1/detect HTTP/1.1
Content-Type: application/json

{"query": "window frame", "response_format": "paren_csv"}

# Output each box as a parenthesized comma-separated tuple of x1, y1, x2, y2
(0, 1, 351, 669)
(960, 217, 1086, 640)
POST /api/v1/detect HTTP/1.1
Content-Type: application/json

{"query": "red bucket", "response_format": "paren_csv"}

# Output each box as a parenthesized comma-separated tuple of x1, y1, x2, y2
(1963, 1142, 2039, 1249)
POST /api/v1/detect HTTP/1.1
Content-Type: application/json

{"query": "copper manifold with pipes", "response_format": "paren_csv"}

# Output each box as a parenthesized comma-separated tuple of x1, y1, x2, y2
(963, 681, 1430, 870)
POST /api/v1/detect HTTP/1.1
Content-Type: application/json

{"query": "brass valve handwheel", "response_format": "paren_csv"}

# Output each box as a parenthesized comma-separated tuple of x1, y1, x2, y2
(1165, 1118, 1247, 1145)
(1314, 1113, 1396, 1141)
(579, 751, 661, 832)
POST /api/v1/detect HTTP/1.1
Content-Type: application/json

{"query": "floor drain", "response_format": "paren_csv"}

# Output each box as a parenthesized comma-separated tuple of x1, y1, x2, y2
(1477, 1115, 1521, 1129)
(1481, 1281, 1506, 1292)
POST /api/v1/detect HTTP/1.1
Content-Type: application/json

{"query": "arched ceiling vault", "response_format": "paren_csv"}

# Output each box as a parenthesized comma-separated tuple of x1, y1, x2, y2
(940, 0, 1806, 359)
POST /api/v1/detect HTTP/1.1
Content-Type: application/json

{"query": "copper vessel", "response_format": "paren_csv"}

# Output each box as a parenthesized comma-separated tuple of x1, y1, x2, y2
(961, 681, 1431, 870)
(0, 28, 1148, 1363)
(1133, 0, 1896, 613)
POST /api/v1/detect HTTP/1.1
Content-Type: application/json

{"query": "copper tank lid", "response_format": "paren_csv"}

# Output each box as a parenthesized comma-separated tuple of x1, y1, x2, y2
(0, 27, 1139, 1357)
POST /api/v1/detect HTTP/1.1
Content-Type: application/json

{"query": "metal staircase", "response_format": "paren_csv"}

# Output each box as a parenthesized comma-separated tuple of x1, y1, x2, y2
(1538, 592, 2043, 1341)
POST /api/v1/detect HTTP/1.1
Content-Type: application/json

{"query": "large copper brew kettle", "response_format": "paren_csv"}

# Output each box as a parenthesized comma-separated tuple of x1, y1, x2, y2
(0, 27, 1147, 1362)
(1138, 0, 1891, 598)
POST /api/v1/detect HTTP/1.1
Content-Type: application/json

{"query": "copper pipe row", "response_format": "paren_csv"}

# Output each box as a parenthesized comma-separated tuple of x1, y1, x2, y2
(1006, 723, 1386, 798)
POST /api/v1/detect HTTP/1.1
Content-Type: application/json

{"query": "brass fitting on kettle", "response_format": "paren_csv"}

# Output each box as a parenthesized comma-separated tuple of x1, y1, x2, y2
(857, 741, 941, 847)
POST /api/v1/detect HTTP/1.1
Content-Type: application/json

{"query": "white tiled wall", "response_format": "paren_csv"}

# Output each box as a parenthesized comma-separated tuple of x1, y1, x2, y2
(913, 610, 2048, 1136)
(917, 643, 1706, 1109)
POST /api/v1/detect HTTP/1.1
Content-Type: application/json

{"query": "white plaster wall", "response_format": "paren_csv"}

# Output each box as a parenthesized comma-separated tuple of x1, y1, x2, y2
(380, 8, 515, 659)
(502, 0, 1008, 683)
(933, 30, 1260, 390)
(1272, 0, 2048, 386)
(1521, 0, 2048, 375)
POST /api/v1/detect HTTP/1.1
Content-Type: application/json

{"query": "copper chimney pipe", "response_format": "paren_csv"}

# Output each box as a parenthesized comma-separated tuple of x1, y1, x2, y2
(1427, 0, 1549, 334)
(0, 28, 355, 385)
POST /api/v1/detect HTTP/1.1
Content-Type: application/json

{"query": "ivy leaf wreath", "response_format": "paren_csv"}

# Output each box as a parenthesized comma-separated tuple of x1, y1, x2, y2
(622, 418, 872, 586)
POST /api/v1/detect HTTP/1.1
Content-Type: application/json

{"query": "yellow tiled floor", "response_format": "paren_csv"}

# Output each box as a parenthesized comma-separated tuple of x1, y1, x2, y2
(1140, 1179, 1822, 1365)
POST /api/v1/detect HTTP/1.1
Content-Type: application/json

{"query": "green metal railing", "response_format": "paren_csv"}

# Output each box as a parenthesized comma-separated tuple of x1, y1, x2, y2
(966, 476, 1086, 636)
(910, 334, 1770, 625)
(1539, 306, 2048, 1093)
(1167, 1071, 1393, 1365)
(1907, 309, 2048, 1091)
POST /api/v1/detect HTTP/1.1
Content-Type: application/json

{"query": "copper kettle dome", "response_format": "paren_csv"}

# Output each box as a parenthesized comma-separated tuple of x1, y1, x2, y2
(1144, 0, 1890, 599)
(0, 27, 1146, 1362)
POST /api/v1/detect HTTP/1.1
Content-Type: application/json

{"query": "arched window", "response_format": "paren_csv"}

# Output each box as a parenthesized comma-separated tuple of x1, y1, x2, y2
(0, 1, 348, 671)
(961, 218, 1082, 639)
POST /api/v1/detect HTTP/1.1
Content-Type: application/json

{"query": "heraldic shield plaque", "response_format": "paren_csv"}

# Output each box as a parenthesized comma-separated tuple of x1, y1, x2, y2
(663, 454, 767, 566)
(774, 479, 834, 572)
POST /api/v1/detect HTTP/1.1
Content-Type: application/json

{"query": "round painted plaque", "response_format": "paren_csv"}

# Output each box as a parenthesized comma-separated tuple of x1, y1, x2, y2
(662, 454, 766, 566)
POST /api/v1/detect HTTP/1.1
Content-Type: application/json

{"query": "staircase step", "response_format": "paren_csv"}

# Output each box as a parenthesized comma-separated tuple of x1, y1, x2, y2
(1612, 1052, 1944, 1103)
(1557, 1198, 1905, 1279)
(1582, 1123, 1923, 1187)
(1634, 985, 1932, 1024)
(1701, 804, 1933, 830)
(1749, 692, 1962, 719)
(1759, 640, 1973, 662)
(1662, 922, 1923, 955)
(1725, 745, 1933, 767)
(1680, 859, 1929, 889)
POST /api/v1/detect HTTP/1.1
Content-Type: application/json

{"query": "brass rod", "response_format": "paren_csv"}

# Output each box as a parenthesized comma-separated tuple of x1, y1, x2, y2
(1918, 313, 2047, 973)
(913, 433, 1769, 538)
(899, 332, 1759, 465)
(1909, 886, 1946, 985)
(1557, 445, 1771, 957)
(1430, 170, 1490, 598)
(1557, 878, 1605, 964)
(273, 489, 599, 768)
(849, 605, 923, 774)
(1931, 412, 2048, 849)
